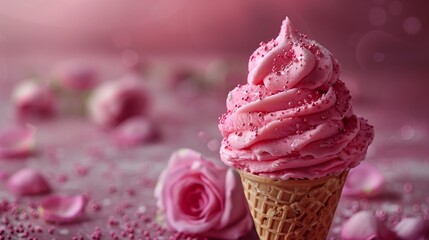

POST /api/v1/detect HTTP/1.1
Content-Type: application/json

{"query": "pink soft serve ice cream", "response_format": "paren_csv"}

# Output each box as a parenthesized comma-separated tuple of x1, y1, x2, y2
(219, 17, 374, 180)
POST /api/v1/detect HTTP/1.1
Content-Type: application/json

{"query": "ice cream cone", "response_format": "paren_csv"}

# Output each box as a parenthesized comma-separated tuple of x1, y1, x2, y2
(238, 171, 348, 240)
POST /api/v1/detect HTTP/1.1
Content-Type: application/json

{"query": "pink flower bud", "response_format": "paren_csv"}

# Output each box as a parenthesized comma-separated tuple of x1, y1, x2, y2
(53, 62, 98, 91)
(12, 80, 56, 121)
(88, 77, 147, 128)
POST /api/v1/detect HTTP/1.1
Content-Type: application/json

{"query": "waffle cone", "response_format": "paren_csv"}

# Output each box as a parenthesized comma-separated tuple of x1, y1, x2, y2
(239, 171, 348, 240)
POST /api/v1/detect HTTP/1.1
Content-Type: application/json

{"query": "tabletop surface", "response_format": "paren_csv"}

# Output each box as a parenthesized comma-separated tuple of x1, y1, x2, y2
(0, 55, 428, 239)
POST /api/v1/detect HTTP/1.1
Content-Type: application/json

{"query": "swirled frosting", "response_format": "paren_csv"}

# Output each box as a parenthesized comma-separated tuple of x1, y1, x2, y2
(218, 17, 374, 180)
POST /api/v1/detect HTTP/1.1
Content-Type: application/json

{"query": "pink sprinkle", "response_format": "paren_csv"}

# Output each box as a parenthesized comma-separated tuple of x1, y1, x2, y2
(39, 195, 86, 224)
(90, 202, 102, 212)
(57, 174, 69, 183)
(48, 226, 56, 234)
(375, 210, 387, 221)
(7, 168, 51, 196)
(403, 182, 414, 193)
(109, 186, 118, 194)
(108, 216, 119, 226)
(74, 165, 89, 177)
(126, 188, 135, 196)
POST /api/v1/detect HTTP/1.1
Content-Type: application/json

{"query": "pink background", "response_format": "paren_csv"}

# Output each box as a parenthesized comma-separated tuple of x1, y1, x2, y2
(0, 1, 428, 239)
(0, 0, 428, 115)
(0, 0, 427, 60)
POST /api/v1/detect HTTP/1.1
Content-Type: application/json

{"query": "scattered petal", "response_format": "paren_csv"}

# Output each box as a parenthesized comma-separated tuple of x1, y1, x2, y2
(394, 217, 428, 240)
(0, 125, 36, 159)
(39, 195, 86, 224)
(343, 162, 384, 197)
(112, 116, 157, 147)
(341, 211, 397, 240)
(12, 80, 56, 121)
(7, 168, 51, 196)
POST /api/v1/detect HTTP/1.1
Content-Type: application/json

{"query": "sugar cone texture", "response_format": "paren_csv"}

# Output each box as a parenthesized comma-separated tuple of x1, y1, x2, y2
(239, 171, 348, 240)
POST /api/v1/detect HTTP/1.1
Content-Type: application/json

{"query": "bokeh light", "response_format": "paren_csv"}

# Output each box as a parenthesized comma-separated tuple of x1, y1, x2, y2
(403, 16, 422, 35)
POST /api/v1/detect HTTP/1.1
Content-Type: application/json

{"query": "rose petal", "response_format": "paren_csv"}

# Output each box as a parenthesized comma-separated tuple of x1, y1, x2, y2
(341, 211, 397, 240)
(7, 168, 51, 196)
(112, 116, 157, 147)
(88, 76, 147, 128)
(205, 168, 253, 239)
(343, 162, 384, 197)
(167, 171, 223, 233)
(0, 125, 36, 159)
(12, 80, 56, 121)
(394, 217, 428, 240)
(39, 195, 86, 224)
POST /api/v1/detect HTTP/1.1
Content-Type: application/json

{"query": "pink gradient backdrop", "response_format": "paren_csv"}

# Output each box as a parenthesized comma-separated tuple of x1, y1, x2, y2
(0, 0, 427, 119)
(0, 0, 427, 61)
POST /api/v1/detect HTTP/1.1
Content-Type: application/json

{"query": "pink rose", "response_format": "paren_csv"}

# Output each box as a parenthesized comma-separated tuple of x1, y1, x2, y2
(12, 80, 56, 121)
(87, 76, 147, 128)
(154, 149, 253, 239)
(52, 62, 98, 91)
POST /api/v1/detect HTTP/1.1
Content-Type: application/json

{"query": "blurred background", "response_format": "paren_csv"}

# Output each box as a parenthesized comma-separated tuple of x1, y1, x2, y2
(0, 0, 428, 116)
